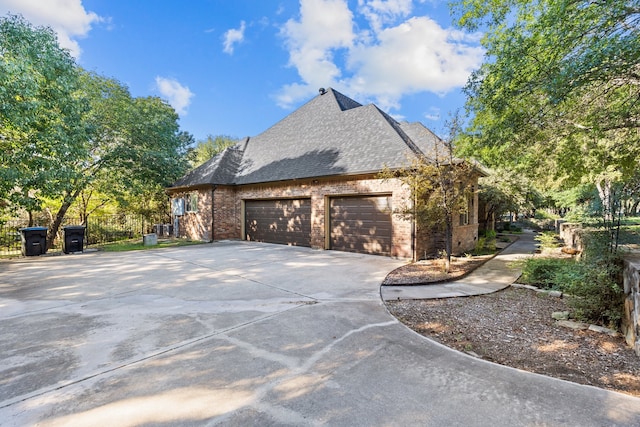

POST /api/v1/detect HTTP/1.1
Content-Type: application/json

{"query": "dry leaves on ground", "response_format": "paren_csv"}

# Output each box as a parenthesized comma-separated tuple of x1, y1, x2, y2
(383, 258, 640, 397)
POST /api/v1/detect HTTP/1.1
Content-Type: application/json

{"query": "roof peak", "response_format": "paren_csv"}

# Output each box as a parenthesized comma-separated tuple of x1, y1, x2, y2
(316, 87, 362, 111)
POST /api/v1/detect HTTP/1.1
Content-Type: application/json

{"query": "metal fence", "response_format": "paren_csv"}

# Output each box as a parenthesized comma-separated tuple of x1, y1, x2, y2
(0, 214, 152, 256)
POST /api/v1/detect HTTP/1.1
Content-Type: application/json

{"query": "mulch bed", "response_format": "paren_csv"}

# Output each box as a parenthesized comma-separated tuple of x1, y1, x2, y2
(382, 254, 495, 286)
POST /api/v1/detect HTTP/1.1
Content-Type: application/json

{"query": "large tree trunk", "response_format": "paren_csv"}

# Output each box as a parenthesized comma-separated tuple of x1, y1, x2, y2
(46, 189, 82, 250)
(596, 177, 613, 222)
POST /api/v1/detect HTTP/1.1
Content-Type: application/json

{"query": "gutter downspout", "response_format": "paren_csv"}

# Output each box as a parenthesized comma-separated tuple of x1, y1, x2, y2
(211, 185, 217, 242)
(412, 191, 417, 262)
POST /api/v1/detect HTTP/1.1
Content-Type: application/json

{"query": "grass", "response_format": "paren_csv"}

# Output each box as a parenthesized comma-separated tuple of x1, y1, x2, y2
(619, 217, 640, 246)
(97, 238, 204, 252)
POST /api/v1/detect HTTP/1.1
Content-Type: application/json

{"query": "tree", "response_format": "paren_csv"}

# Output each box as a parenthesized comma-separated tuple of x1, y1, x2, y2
(382, 116, 477, 271)
(187, 134, 236, 167)
(452, 0, 640, 250)
(0, 15, 192, 248)
(478, 167, 540, 229)
(0, 15, 89, 215)
(44, 72, 191, 247)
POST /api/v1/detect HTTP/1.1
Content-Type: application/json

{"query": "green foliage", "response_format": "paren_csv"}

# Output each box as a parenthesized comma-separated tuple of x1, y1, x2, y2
(534, 231, 561, 251)
(473, 235, 497, 255)
(478, 167, 542, 225)
(518, 229, 625, 327)
(187, 135, 236, 167)
(519, 257, 575, 290)
(483, 229, 497, 239)
(564, 256, 624, 327)
(0, 15, 192, 247)
(0, 15, 89, 211)
(98, 239, 203, 252)
(533, 210, 557, 221)
(453, 0, 640, 236)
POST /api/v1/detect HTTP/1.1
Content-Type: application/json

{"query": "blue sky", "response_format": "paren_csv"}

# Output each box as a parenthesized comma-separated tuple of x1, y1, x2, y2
(0, 0, 484, 142)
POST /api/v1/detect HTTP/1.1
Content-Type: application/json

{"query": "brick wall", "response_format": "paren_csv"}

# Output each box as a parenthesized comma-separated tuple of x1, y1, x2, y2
(414, 176, 480, 259)
(212, 186, 237, 240)
(233, 175, 413, 258)
(169, 174, 480, 259)
(170, 188, 213, 241)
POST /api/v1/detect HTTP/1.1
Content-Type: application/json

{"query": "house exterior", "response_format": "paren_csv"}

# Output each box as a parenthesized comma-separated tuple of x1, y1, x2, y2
(167, 88, 482, 260)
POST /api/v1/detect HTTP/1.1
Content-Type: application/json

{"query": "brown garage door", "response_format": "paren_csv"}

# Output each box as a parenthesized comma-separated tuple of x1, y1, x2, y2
(330, 196, 392, 256)
(245, 199, 311, 247)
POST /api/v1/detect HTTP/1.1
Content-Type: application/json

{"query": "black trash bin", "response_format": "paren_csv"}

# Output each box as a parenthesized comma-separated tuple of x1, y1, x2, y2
(19, 227, 48, 256)
(63, 226, 85, 254)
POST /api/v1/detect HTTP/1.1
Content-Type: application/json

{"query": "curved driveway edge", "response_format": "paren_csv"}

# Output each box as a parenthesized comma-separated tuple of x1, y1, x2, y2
(0, 241, 639, 426)
(381, 231, 537, 301)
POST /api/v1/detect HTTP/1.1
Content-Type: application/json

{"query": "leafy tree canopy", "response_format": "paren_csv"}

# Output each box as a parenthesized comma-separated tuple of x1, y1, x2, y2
(0, 14, 88, 211)
(0, 15, 192, 245)
(187, 134, 236, 167)
(452, 0, 640, 191)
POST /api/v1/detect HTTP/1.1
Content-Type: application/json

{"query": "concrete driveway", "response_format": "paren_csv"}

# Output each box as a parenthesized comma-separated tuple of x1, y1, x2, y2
(1, 241, 639, 426)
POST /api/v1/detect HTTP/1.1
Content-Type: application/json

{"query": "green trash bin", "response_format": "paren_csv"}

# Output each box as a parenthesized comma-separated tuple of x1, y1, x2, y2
(19, 227, 48, 256)
(63, 226, 85, 254)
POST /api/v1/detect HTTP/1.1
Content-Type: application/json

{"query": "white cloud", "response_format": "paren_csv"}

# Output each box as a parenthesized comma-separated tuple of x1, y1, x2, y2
(0, 0, 103, 58)
(276, 0, 484, 113)
(358, 0, 413, 33)
(346, 16, 484, 110)
(424, 106, 441, 121)
(155, 77, 194, 116)
(222, 21, 246, 55)
(276, 0, 355, 106)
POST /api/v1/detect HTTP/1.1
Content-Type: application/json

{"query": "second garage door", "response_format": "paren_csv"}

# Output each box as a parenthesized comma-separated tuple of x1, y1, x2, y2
(245, 199, 311, 247)
(330, 196, 392, 256)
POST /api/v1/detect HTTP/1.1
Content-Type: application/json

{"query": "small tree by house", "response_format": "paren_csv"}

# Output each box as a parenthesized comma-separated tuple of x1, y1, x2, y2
(382, 118, 477, 272)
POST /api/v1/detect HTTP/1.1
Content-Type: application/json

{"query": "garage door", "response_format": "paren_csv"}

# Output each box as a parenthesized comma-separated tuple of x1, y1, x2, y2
(245, 199, 311, 247)
(330, 196, 392, 256)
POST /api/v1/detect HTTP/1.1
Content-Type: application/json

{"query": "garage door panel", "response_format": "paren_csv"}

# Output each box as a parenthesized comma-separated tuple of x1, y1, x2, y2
(330, 196, 392, 256)
(245, 199, 311, 247)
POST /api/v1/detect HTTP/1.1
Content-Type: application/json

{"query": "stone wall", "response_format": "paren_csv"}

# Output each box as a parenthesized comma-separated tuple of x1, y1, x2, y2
(558, 222, 584, 251)
(622, 257, 640, 356)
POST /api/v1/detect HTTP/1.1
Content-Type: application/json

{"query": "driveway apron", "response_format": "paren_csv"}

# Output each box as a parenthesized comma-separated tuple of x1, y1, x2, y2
(0, 241, 639, 426)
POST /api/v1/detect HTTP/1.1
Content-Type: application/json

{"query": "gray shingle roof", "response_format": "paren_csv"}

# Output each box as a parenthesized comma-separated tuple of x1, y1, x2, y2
(169, 88, 442, 189)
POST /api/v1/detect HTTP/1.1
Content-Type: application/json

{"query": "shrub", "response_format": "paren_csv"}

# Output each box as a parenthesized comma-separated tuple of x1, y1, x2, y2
(534, 231, 561, 251)
(564, 256, 624, 327)
(519, 230, 625, 328)
(518, 257, 575, 290)
(474, 235, 497, 255)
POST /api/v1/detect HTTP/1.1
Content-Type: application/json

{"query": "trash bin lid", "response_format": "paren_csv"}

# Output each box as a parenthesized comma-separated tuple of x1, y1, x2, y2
(19, 227, 48, 231)
(63, 225, 86, 230)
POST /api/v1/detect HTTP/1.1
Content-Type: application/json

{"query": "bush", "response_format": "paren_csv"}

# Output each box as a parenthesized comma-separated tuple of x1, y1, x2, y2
(474, 235, 497, 255)
(518, 257, 575, 289)
(534, 231, 561, 251)
(564, 256, 624, 327)
(518, 229, 625, 328)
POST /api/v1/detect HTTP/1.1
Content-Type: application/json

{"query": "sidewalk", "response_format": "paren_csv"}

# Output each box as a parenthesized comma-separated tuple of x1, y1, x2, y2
(381, 231, 537, 301)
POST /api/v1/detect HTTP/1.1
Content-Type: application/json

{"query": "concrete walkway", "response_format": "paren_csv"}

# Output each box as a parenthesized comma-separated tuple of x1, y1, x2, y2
(382, 231, 537, 301)
(1, 240, 640, 426)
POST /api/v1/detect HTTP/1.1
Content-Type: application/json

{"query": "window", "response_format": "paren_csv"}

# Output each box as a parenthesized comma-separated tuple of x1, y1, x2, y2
(459, 185, 474, 226)
(459, 206, 469, 226)
(185, 192, 198, 213)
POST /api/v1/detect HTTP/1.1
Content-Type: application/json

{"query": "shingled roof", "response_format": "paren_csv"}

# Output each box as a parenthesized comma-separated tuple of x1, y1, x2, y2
(170, 88, 443, 189)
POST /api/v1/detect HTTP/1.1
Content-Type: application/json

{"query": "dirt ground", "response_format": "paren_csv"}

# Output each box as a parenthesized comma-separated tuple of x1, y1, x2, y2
(383, 259, 640, 397)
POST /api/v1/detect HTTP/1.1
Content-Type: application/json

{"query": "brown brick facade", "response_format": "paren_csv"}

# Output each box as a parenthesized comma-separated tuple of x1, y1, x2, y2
(169, 187, 214, 241)
(168, 174, 480, 260)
